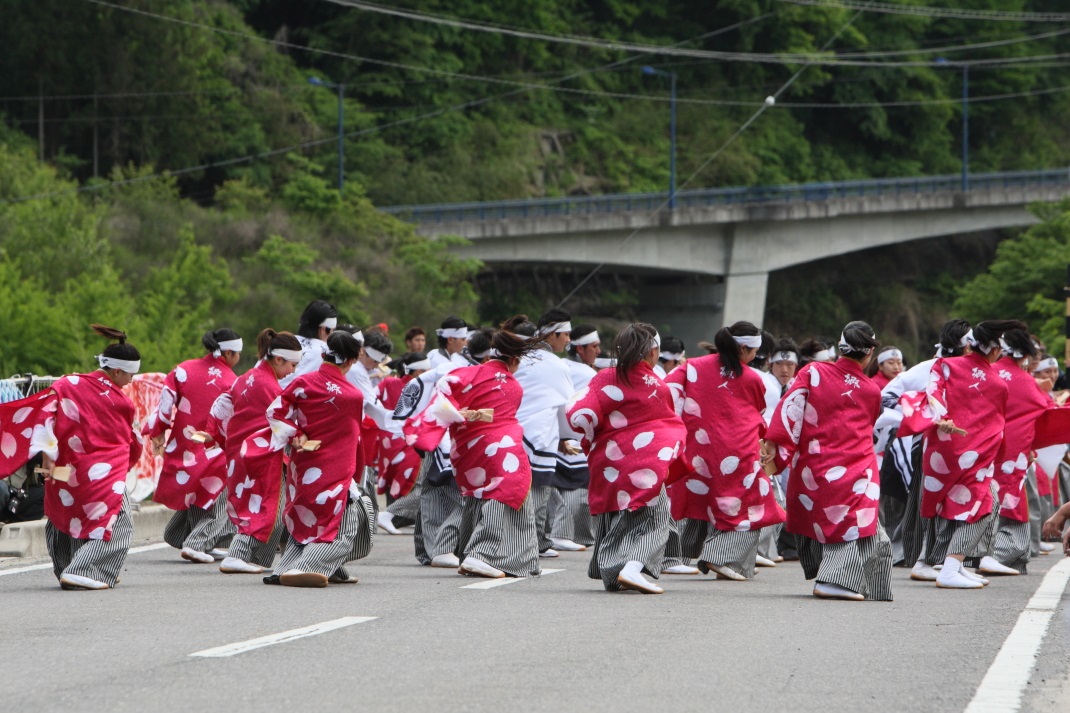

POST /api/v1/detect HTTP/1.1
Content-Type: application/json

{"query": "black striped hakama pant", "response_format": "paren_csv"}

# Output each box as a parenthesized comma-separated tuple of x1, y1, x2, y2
(163, 493, 236, 553)
(698, 528, 761, 579)
(274, 493, 372, 579)
(588, 490, 671, 591)
(46, 493, 134, 587)
(458, 495, 540, 577)
(550, 487, 594, 546)
(992, 516, 1031, 574)
(796, 523, 893, 601)
(413, 477, 463, 565)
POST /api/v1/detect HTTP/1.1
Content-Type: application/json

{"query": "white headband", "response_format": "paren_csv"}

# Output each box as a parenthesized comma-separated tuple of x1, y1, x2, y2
(405, 358, 432, 373)
(570, 331, 600, 347)
(649, 331, 662, 352)
(538, 321, 572, 336)
(964, 329, 996, 354)
(769, 351, 799, 365)
(731, 335, 762, 349)
(659, 351, 684, 362)
(594, 357, 617, 369)
(837, 332, 875, 356)
(813, 346, 837, 362)
(324, 350, 345, 364)
(320, 317, 337, 330)
(213, 338, 243, 357)
(877, 348, 902, 365)
(269, 348, 303, 362)
(1035, 357, 1059, 373)
(97, 354, 141, 374)
(364, 346, 387, 363)
(960, 329, 975, 348)
(999, 338, 1023, 359)
(471, 350, 491, 361)
(436, 327, 468, 339)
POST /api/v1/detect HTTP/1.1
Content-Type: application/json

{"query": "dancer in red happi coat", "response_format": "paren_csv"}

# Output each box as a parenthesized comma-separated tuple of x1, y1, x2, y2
(896, 321, 1023, 589)
(666, 321, 785, 581)
(254, 330, 373, 588)
(206, 329, 303, 574)
(147, 329, 242, 564)
(766, 321, 893, 601)
(568, 323, 687, 594)
(0, 326, 143, 590)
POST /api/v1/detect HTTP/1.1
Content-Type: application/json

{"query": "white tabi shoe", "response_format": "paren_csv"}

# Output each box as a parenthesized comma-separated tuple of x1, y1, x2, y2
(208, 548, 229, 561)
(278, 569, 329, 588)
(977, 555, 1020, 576)
(430, 553, 461, 568)
(219, 557, 264, 574)
(60, 573, 110, 591)
(617, 562, 664, 594)
(812, 582, 865, 601)
(459, 557, 506, 579)
(1039, 542, 1056, 554)
(180, 547, 215, 564)
(539, 548, 560, 559)
(377, 511, 401, 535)
(704, 562, 746, 581)
(910, 561, 938, 581)
(550, 537, 587, 552)
(962, 569, 990, 586)
(755, 554, 777, 568)
(935, 559, 983, 589)
(662, 564, 701, 575)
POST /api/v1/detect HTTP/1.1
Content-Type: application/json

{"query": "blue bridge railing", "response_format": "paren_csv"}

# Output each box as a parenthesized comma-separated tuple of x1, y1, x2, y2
(380, 168, 1070, 224)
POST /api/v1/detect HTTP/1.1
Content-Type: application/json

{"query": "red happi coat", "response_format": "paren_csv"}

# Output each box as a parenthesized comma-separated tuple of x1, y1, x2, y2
(898, 352, 1009, 523)
(374, 375, 422, 498)
(992, 356, 1052, 522)
(259, 362, 363, 545)
(665, 355, 785, 531)
(567, 362, 687, 516)
(0, 373, 142, 540)
(207, 359, 285, 541)
(406, 360, 531, 509)
(146, 354, 236, 510)
(766, 359, 882, 544)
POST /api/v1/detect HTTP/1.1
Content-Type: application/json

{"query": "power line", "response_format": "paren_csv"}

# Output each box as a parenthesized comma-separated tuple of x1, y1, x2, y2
(775, 0, 1070, 23)
(556, 7, 869, 309)
(322, 0, 1070, 67)
(6, 9, 771, 206)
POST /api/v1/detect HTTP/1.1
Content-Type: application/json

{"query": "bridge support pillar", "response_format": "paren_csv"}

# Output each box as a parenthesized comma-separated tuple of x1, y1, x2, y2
(638, 279, 725, 353)
(721, 272, 769, 330)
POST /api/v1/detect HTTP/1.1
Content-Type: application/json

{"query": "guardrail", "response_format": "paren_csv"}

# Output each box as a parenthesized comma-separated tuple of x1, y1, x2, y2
(380, 168, 1070, 224)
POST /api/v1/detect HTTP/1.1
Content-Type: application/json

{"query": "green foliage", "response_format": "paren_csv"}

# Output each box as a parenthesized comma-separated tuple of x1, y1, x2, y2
(954, 199, 1070, 356)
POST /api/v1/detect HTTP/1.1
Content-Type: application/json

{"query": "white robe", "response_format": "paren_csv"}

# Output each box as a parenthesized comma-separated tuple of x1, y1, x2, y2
(515, 348, 574, 484)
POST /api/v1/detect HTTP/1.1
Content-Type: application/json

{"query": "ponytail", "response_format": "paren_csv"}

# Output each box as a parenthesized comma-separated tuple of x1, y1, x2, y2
(713, 321, 760, 378)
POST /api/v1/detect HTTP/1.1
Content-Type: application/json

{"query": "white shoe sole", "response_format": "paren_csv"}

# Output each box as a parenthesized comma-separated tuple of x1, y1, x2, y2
(181, 549, 215, 564)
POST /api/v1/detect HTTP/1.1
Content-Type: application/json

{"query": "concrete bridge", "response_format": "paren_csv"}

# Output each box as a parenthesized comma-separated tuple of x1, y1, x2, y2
(381, 169, 1069, 347)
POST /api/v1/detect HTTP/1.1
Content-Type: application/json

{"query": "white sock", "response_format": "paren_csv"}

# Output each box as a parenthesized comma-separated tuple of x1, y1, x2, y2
(942, 557, 961, 575)
(621, 561, 643, 578)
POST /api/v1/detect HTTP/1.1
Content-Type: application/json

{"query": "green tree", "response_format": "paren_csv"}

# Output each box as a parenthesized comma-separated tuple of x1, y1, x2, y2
(954, 199, 1070, 357)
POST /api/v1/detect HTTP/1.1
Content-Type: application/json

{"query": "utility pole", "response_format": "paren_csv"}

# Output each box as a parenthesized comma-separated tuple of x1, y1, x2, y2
(1064, 264, 1070, 370)
(38, 78, 44, 162)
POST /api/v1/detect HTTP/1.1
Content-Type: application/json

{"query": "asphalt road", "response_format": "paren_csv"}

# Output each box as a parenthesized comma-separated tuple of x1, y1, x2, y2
(3, 524, 1069, 713)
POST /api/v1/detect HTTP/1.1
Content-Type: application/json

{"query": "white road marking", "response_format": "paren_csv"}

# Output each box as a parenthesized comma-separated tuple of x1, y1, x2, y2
(1, 541, 171, 577)
(189, 617, 377, 658)
(965, 557, 1070, 713)
(461, 568, 563, 589)
(0, 563, 52, 577)
(128, 542, 171, 554)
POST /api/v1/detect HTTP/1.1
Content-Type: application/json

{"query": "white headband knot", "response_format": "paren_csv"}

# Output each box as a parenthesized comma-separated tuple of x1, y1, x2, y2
(320, 317, 337, 330)
(837, 332, 874, 356)
(659, 351, 684, 362)
(649, 331, 662, 353)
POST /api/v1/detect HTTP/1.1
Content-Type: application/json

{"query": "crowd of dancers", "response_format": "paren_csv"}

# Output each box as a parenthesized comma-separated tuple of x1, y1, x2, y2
(1, 300, 1068, 599)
